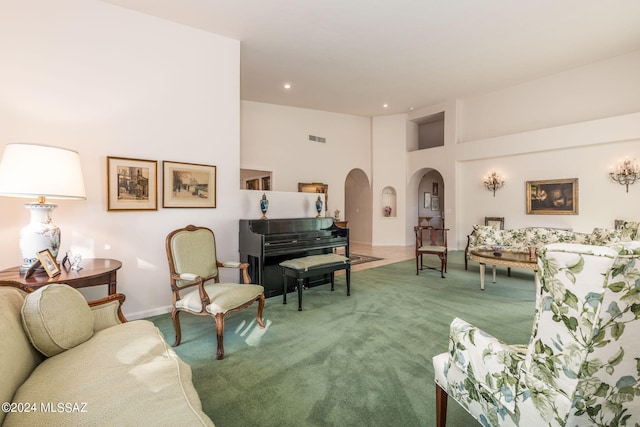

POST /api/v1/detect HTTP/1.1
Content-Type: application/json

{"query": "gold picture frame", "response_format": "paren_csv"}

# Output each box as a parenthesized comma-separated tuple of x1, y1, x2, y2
(37, 249, 61, 278)
(163, 161, 217, 208)
(526, 178, 578, 215)
(107, 156, 158, 211)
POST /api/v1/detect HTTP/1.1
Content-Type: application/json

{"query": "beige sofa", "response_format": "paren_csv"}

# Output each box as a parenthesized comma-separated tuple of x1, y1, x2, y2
(464, 224, 636, 270)
(0, 283, 214, 427)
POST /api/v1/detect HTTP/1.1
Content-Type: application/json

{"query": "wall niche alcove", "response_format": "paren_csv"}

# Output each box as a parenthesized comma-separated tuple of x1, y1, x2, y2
(381, 186, 397, 217)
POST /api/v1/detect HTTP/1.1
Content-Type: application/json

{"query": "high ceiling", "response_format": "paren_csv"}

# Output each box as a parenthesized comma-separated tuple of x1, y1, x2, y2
(103, 0, 640, 117)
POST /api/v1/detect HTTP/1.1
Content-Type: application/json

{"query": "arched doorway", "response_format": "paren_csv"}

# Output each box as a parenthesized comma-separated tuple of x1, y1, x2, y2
(344, 168, 371, 244)
(417, 169, 445, 228)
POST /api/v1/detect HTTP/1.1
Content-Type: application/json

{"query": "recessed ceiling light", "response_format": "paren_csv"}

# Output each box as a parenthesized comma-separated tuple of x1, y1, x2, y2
(383, 103, 389, 108)
(283, 83, 292, 89)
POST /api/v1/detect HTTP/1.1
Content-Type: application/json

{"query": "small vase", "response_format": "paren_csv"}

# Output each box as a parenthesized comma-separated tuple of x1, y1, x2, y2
(315, 196, 323, 217)
(260, 193, 269, 220)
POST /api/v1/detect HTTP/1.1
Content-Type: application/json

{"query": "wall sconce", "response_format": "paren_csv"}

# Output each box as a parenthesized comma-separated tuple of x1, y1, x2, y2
(483, 170, 504, 197)
(610, 157, 639, 193)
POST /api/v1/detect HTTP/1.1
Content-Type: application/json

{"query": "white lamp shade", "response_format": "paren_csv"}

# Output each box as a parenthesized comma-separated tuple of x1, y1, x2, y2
(0, 143, 86, 200)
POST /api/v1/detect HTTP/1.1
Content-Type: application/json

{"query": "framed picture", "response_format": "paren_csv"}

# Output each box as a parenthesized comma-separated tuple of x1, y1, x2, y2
(163, 161, 216, 208)
(526, 178, 578, 215)
(431, 196, 440, 211)
(423, 192, 431, 209)
(37, 249, 61, 278)
(245, 179, 259, 190)
(262, 176, 271, 191)
(107, 157, 158, 211)
(432, 182, 439, 196)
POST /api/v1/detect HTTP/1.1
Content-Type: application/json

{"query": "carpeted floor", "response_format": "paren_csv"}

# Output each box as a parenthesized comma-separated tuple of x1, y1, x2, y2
(148, 251, 537, 427)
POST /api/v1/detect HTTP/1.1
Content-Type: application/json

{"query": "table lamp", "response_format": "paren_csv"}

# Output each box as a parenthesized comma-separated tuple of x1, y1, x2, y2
(0, 143, 86, 270)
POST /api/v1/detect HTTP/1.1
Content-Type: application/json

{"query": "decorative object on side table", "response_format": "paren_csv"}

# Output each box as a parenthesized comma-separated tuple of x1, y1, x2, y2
(384, 205, 392, 217)
(0, 143, 86, 271)
(260, 193, 269, 219)
(315, 196, 323, 217)
(334, 209, 340, 221)
(36, 249, 61, 278)
(610, 156, 639, 193)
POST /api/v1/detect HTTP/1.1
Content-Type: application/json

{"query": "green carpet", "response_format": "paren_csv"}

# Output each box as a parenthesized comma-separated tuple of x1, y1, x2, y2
(148, 251, 537, 427)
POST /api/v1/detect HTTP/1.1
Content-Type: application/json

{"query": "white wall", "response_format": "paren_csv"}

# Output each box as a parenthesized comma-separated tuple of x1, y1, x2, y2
(241, 101, 371, 217)
(372, 114, 408, 245)
(453, 50, 640, 250)
(458, 50, 640, 142)
(0, 0, 241, 319)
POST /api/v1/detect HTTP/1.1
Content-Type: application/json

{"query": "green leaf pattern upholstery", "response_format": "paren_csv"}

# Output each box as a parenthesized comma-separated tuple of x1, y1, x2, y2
(467, 225, 632, 256)
(435, 241, 640, 426)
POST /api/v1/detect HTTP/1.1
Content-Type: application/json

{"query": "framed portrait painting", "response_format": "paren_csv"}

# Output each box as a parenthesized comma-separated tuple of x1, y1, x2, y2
(163, 161, 216, 208)
(526, 178, 578, 215)
(107, 157, 158, 211)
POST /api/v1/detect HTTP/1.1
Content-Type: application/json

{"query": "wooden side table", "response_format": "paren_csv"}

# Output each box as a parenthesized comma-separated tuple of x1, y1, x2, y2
(0, 258, 122, 296)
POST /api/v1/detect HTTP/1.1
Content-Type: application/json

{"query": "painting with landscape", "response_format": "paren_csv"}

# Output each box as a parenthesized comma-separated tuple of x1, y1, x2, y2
(163, 161, 216, 208)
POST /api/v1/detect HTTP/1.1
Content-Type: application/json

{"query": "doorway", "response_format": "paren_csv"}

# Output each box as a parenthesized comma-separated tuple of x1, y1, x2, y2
(344, 168, 371, 244)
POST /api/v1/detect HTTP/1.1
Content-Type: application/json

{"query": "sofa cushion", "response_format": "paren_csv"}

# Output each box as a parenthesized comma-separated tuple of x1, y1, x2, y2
(471, 225, 504, 247)
(21, 284, 94, 357)
(589, 228, 624, 246)
(0, 287, 43, 426)
(3, 320, 214, 426)
(615, 220, 640, 241)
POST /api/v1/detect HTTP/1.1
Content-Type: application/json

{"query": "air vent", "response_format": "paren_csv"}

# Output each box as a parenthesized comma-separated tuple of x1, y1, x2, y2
(308, 135, 326, 143)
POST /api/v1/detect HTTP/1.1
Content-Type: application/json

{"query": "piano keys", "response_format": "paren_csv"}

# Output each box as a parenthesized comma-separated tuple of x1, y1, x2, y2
(239, 218, 349, 298)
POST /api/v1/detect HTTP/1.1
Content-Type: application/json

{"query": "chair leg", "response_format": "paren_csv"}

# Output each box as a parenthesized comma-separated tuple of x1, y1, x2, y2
(297, 278, 304, 311)
(439, 253, 445, 278)
(171, 309, 182, 347)
(346, 267, 351, 296)
(215, 313, 225, 360)
(435, 383, 448, 427)
(330, 272, 335, 291)
(282, 271, 287, 305)
(416, 254, 419, 275)
(256, 293, 266, 328)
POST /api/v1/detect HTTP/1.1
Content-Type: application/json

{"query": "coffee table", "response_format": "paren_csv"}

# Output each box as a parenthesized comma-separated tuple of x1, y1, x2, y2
(470, 250, 538, 290)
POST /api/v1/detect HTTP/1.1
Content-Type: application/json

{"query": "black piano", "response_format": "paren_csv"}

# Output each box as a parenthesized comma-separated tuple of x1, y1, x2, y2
(239, 218, 349, 298)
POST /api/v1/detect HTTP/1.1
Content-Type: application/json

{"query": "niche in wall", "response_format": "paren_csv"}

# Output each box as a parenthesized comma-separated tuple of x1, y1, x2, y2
(412, 111, 444, 150)
(299, 182, 328, 212)
(382, 186, 397, 217)
(241, 169, 272, 190)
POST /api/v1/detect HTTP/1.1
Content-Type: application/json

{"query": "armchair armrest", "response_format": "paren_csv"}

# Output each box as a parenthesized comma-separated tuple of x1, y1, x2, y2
(219, 261, 251, 284)
(89, 293, 127, 331)
(448, 317, 526, 413)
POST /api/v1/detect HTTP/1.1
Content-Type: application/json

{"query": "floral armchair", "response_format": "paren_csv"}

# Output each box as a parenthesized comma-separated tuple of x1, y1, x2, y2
(433, 242, 640, 426)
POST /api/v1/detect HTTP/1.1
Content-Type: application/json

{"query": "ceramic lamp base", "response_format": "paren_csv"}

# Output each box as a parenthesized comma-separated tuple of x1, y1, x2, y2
(19, 203, 60, 269)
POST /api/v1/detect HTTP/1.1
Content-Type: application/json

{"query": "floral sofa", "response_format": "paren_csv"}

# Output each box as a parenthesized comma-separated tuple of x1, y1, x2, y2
(464, 223, 639, 270)
(434, 241, 640, 426)
(0, 283, 214, 427)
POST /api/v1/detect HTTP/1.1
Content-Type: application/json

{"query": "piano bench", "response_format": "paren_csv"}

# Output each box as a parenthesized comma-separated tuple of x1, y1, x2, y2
(280, 254, 351, 311)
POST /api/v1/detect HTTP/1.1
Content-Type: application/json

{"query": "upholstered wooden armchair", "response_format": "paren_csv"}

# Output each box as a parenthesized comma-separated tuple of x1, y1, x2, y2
(433, 242, 640, 426)
(165, 225, 265, 360)
(415, 226, 448, 278)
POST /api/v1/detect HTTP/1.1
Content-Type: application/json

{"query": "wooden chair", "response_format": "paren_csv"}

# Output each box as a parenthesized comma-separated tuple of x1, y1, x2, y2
(165, 225, 265, 360)
(415, 226, 448, 278)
